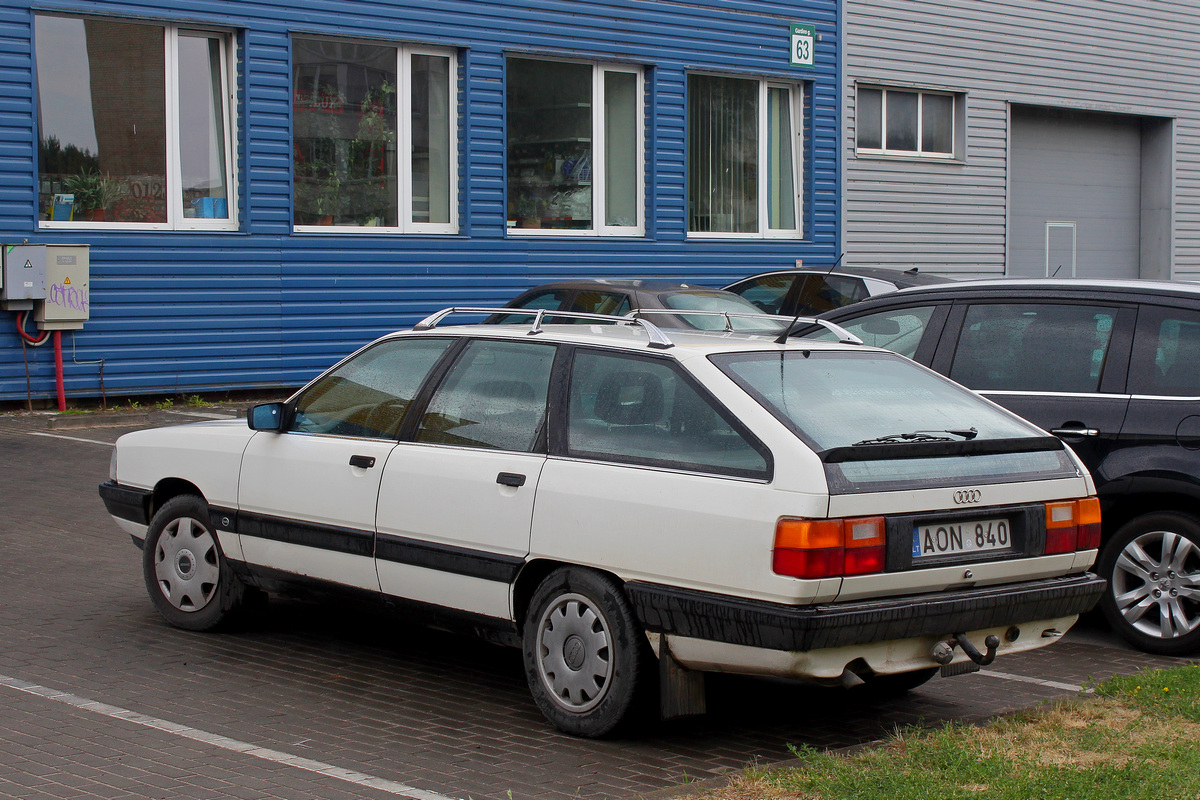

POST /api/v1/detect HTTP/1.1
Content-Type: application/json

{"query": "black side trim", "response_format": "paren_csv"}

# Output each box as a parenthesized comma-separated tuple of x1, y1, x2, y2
(237, 562, 521, 647)
(238, 511, 374, 557)
(820, 435, 1065, 464)
(626, 573, 1106, 652)
(98, 481, 151, 526)
(375, 532, 524, 583)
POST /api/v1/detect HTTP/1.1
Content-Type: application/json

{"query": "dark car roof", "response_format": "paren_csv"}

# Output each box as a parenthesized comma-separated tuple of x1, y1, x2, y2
(729, 266, 954, 288)
(513, 278, 717, 293)
(862, 277, 1200, 302)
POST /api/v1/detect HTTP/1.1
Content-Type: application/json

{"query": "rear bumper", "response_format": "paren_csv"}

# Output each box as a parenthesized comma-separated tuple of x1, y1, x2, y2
(626, 573, 1106, 652)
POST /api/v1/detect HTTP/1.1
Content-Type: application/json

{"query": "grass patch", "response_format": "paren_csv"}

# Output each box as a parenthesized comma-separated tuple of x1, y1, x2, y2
(681, 664, 1200, 800)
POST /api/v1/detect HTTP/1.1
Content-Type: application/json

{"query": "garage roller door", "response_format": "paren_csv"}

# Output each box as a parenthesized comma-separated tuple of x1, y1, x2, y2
(1009, 107, 1141, 279)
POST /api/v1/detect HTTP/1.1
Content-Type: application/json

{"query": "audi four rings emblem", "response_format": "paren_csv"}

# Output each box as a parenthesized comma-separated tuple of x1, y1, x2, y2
(953, 489, 982, 504)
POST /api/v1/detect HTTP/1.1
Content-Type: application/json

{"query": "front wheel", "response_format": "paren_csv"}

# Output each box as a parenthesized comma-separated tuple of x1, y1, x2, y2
(522, 569, 651, 737)
(142, 495, 244, 631)
(1097, 512, 1200, 656)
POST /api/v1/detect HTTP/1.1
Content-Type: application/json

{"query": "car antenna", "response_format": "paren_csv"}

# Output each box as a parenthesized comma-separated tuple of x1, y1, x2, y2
(1051, 264, 1063, 277)
(776, 252, 845, 344)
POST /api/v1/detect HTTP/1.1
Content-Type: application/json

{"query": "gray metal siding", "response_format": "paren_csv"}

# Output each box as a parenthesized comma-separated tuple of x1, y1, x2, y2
(0, 0, 840, 401)
(845, 0, 1200, 279)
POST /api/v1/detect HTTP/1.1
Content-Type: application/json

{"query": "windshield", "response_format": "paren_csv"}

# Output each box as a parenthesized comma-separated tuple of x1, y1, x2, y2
(659, 291, 783, 332)
(711, 349, 1075, 492)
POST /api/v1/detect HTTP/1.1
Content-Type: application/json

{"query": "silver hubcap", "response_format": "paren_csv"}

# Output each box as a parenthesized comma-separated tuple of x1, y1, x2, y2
(154, 516, 220, 612)
(1112, 529, 1200, 640)
(535, 593, 612, 713)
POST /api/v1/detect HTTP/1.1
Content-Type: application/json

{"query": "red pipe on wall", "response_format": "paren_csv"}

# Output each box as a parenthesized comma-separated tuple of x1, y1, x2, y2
(54, 331, 65, 411)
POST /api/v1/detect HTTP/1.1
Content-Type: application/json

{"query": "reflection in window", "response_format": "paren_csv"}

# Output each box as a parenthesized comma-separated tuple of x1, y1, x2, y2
(856, 85, 956, 157)
(1133, 308, 1200, 397)
(416, 340, 555, 452)
(688, 75, 801, 235)
(950, 304, 1117, 393)
(36, 16, 233, 227)
(292, 38, 455, 231)
(291, 338, 453, 438)
(804, 306, 935, 358)
(506, 58, 642, 234)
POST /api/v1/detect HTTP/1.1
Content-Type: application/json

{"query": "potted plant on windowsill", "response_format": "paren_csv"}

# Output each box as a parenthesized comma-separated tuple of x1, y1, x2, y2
(62, 170, 127, 221)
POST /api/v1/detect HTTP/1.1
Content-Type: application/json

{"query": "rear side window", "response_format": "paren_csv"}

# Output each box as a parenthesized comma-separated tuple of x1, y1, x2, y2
(566, 350, 770, 479)
(730, 274, 794, 314)
(949, 303, 1117, 393)
(416, 339, 555, 452)
(1130, 306, 1200, 397)
(802, 305, 935, 358)
(793, 275, 869, 315)
(569, 290, 631, 317)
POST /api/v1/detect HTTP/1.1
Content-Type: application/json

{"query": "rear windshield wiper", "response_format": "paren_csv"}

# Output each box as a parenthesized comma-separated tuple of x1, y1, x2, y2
(852, 427, 978, 447)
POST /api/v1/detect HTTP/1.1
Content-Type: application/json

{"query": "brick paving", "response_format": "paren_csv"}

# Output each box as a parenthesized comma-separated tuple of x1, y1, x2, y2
(0, 406, 1192, 800)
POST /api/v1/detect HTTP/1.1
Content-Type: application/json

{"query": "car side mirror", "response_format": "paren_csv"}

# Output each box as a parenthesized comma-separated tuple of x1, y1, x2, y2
(247, 402, 287, 431)
(861, 318, 902, 335)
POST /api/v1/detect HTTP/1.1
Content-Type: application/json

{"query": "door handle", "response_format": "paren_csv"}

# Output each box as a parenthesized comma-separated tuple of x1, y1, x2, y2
(497, 472, 526, 487)
(349, 455, 377, 468)
(1050, 428, 1099, 438)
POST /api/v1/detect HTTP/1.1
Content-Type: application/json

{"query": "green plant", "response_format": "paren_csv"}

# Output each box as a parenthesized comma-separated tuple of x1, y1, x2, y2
(185, 395, 206, 408)
(154, 398, 174, 410)
(125, 399, 141, 411)
(62, 170, 127, 213)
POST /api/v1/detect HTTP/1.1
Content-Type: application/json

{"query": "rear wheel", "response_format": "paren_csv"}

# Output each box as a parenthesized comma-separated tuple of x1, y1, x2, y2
(1097, 512, 1200, 655)
(142, 495, 244, 631)
(522, 568, 651, 737)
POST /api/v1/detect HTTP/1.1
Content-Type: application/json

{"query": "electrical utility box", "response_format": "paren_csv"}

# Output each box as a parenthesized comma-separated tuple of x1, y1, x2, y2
(1, 244, 47, 311)
(35, 245, 90, 330)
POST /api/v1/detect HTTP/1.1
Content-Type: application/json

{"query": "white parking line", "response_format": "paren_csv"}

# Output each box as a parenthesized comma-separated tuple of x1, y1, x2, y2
(27, 431, 115, 447)
(977, 670, 1089, 693)
(0, 674, 459, 800)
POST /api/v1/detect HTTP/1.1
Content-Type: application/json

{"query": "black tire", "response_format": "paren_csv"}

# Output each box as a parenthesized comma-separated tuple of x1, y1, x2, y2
(1096, 511, 1200, 656)
(142, 495, 244, 632)
(522, 568, 651, 738)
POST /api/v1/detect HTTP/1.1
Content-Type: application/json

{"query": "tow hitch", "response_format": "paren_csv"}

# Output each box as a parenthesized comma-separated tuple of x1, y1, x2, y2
(931, 629, 1011, 669)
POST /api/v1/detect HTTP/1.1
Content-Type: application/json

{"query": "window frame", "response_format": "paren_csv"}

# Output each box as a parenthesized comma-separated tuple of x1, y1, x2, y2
(685, 72, 804, 240)
(35, 17, 238, 232)
(553, 346, 773, 481)
(291, 37, 459, 235)
(505, 56, 645, 238)
(855, 84, 958, 160)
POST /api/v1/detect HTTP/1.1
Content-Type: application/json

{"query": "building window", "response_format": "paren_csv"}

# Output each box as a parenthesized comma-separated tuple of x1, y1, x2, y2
(856, 86, 956, 157)
(292, 37, 457, 232)
(35, 16, 235, 229)
(687, 75, 802, 237)
(506, 58, 643, 235)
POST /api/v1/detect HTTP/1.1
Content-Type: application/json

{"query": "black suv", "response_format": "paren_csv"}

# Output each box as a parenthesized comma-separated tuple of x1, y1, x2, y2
(803, 278, 1200, 655)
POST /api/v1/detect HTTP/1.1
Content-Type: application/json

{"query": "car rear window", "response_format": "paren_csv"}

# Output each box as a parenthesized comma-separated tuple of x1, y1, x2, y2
(711, 349, 1078, 492)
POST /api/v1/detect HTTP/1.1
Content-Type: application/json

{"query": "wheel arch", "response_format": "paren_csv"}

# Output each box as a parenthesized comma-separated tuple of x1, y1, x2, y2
(151, 478, 206, 519)
(1101, 489, 1200, 542)
(512, 559, 631, 636)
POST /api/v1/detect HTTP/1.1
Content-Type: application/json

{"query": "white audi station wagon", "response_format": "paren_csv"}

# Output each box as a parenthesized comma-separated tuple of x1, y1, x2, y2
(100, 309, 1105, 737)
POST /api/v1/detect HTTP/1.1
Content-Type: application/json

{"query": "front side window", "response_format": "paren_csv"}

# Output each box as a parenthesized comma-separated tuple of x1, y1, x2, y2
(291, 337, 454, 438)
(36, 16, 235, 229)
(506, 58, 643, 235)
(857, 86, 956, 158)
(567, 350, 770, 478)
(688, 75, 802, 237)
(416, 340, 555, 452)
(950, 304, 1117, 393)
(293, 37, 456, 232)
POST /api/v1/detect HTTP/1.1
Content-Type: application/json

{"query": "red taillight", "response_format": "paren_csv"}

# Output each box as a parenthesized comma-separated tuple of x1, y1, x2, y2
(1044, 497, 1102, 554)
(773, 517, 886, 578)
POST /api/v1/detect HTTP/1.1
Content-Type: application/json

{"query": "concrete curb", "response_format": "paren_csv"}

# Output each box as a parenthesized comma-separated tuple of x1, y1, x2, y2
(47, 412, 154, 430)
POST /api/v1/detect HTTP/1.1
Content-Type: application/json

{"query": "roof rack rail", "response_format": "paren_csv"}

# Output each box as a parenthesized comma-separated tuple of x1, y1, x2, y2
(626, 309, 862, 344)
(771, 316, 863, 345)
(411, 306, 676, 349)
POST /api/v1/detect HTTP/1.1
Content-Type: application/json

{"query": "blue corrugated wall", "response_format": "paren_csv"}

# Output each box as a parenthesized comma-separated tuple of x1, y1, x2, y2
(0, 0, 839, 401)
